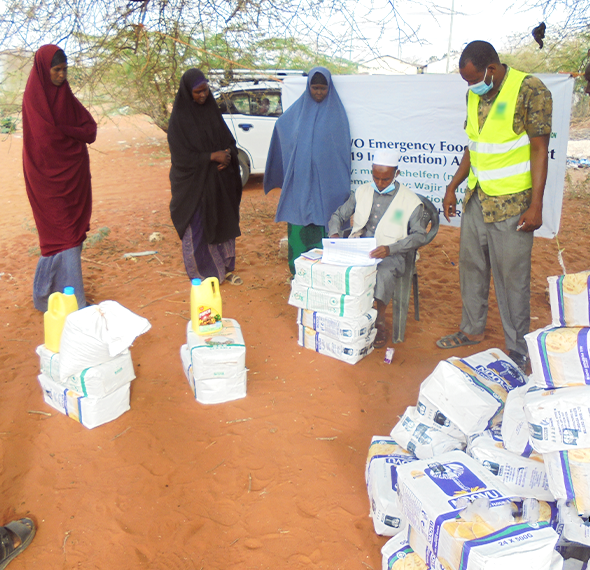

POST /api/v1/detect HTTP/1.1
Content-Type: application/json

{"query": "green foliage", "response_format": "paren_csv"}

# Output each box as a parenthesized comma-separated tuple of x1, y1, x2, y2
(500, 32, 590, 120)
(80, 29, 356, 132)
(500, 33, 590, 75)
(236, 37, 358, 74)
(21, 217, 38, 235)
(0, 116, 17, 133)
(84, 226, 111, 249)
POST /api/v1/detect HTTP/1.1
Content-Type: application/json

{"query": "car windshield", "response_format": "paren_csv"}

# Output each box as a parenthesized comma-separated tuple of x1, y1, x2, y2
(217, 89, 282, 117)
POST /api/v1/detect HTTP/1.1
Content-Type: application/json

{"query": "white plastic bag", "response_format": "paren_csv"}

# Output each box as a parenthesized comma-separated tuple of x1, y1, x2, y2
(59, 301, 150, 381)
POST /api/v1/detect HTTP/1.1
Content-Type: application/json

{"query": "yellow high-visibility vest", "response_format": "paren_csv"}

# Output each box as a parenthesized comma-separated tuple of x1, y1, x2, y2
(466, 68, 532, 195)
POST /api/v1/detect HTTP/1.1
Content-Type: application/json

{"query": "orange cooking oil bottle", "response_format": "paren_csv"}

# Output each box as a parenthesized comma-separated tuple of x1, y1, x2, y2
(44, 286, 79, 353)
(190, 277, 223, 335)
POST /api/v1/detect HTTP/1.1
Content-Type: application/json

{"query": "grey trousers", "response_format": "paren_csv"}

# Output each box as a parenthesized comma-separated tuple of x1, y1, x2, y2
(459, 194, 533, 355)
(33, 244, 86, 312)
(374, 254, 406, 306)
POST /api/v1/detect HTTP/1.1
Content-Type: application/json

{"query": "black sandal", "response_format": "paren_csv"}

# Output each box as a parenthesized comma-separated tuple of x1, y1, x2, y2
(0, 518, 36, 570)
(436, 331, 481, 349)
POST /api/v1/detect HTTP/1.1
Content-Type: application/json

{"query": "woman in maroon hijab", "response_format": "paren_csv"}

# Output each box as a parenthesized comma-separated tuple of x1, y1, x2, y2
(22, 44, 97, 311)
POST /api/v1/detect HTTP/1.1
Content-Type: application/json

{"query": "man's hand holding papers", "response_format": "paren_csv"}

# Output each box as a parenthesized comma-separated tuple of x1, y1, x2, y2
(321, 237, 382, 267)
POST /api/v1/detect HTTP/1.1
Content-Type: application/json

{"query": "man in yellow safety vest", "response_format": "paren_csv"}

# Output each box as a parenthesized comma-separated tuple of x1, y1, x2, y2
(436, 40, 552, 372)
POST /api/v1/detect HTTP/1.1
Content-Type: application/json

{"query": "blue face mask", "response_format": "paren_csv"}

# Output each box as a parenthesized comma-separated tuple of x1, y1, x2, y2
(469, 68, 493, 96)
(372, 179, 396, 195)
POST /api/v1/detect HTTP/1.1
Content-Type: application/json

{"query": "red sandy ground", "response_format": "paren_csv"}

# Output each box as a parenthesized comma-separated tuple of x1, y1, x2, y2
(0, 115, 588, 569)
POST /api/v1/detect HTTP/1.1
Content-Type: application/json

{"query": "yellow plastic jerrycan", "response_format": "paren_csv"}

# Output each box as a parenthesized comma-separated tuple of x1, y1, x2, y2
(191, 277, 223, 335)
(44, 286, 79, 353)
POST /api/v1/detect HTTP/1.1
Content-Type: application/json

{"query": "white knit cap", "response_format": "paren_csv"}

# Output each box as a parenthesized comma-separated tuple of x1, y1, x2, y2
(373, 150, 399, 167)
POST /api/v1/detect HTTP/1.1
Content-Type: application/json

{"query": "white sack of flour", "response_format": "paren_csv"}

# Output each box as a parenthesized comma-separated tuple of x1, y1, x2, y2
(544, 449, 590, 517)
(59, 301, 150, 381)
(187, 319, 246, 380)
(288, 280, 374, 318)
(365, 437, 417, 537)
(526, 326, 590, 389)
(415, 393, 467, 438)
(467, 430, 554, 501)
(418, 360, 503, 435)
(501, 384, 536, 457)
(548, 271, 590, 328)
(296, 308, 377, 342)
(556, 499, 590, 546)
(180, 343, 194, 393)
(524, 386, 590, 453)
(408, 527, 448, 570)
(298, 325, 375, 364)
(390, 406, 466, 459)
(381, 530, 430, 570)
(38, 373, 130, 429)
(294, 254, 377, 296)
(396, 450, 559, 570)
(449, 348, 528, 392)
(36, 344, 135, 398)
(190, 371, 247, 405)
(183, 342, 247, 404)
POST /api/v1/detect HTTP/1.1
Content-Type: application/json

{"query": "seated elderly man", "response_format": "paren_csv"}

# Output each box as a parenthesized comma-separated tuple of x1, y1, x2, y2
(328, 150, 428, 348)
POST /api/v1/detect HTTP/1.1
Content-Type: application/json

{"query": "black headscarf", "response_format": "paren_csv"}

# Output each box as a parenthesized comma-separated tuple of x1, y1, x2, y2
(167, 69, 242, 243)
(50, 49, 67, 67)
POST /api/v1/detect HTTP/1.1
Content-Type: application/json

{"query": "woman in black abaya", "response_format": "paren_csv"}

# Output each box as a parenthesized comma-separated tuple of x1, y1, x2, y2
(167, 69, 243, 284)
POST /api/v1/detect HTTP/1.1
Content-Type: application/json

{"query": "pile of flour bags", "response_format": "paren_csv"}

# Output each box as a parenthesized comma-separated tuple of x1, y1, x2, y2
(288, 250, 378, 364)
(366, 269, 590, 570)
(36, 301, 151, 429)
(179, 318, 247, 405)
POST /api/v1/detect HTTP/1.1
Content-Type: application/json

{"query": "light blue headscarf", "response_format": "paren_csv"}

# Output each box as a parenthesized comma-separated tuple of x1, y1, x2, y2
(263, 67, 351, 229)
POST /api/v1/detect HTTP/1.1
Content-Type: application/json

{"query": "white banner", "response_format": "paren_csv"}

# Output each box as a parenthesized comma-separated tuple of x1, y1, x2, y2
(283, 73, 574, 238)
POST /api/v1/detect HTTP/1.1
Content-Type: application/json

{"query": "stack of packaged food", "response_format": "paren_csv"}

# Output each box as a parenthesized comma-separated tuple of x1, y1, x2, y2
(36, 300, 151, 429)
(365, 272, 590, 570)
(523, 270, 590, 561)
(288, 249, 378, 364)
(180, 318, 247, 405)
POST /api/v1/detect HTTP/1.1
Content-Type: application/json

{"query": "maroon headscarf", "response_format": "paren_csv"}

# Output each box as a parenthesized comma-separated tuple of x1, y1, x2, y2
(22, 44, 97, 256)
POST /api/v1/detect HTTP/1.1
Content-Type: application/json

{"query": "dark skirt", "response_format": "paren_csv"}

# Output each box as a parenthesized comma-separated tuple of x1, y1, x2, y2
(182, 207, 235, 283)
(287, 223, 326, 275)
(33, 244, 86, 311)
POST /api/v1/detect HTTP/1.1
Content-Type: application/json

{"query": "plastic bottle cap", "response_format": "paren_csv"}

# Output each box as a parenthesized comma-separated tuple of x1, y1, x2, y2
(64, 287, 75, 295)
(191, 278, 202, 286)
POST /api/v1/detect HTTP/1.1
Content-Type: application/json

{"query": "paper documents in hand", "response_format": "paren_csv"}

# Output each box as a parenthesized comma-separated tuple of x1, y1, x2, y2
(321, 237, 379, 266)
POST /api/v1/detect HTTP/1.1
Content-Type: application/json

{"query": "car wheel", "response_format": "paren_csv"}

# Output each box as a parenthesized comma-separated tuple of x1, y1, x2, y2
(238, 154, 250, 187)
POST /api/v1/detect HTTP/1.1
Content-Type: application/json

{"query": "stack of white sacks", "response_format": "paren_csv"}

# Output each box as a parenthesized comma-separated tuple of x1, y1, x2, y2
(366, 271, 590, 570)
(287, 249, 378, 364)
(36, 301, 151, 429)
(180, 318, 247, 404)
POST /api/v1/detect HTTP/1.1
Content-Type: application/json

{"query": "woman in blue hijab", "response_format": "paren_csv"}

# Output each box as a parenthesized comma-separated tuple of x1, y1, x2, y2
(264, 67, 351, 274)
